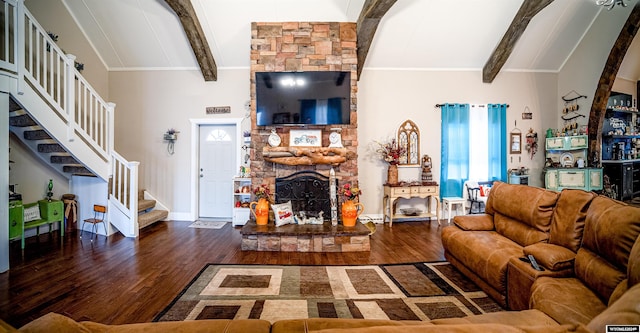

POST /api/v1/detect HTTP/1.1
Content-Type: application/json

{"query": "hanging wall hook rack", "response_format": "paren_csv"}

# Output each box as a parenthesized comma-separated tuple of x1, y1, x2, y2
(561, 113, 586, 121)
(562, 90, 587, 102)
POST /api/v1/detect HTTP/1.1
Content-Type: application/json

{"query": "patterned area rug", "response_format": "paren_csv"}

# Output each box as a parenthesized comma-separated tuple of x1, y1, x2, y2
(155, 262, 502, 323)
(188, 221, 228, 229)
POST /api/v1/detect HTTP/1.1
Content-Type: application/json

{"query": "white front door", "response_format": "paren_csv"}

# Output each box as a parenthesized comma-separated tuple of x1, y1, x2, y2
(199, 124, 236, 219)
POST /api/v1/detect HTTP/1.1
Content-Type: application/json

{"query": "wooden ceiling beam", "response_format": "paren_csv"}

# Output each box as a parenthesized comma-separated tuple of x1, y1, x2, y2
(357, 0, 397, 80)
(165, 0, 217, 81)
(482, 0, 554, 83)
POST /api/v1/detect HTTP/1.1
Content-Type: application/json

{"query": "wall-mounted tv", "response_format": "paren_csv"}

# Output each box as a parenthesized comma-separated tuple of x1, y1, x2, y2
(255, 71, 351, 126)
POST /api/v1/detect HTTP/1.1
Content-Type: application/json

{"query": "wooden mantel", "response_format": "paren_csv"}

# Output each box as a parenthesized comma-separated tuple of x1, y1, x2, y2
(262, 147, 353, 166)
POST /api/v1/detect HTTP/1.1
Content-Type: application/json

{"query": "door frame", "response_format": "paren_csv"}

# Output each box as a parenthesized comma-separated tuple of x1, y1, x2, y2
(189, 118, 243, 221)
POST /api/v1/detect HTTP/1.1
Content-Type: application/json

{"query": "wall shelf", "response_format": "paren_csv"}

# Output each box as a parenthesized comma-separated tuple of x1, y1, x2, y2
(262, 147, 353, 166)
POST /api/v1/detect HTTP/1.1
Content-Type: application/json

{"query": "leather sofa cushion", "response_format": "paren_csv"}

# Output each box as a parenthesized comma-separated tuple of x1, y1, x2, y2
(485, 181, 558, 233)
(305, 324, 580, 333)
(440, 228, 522, 294)
(431, 309, 559, 327)
(575, 247, 626, 304)
(586, 282, 640, 333)
(271, 318, 427, 332)
(530, 277, 606, 326)
(549, 190, 596, 252)
(494, 212, 548, 247)
(577, 196, 640, 303)
(524, 243, 576, 271)
(452, 214, 494, 231)
(628, 236, 640, 286)
(19, 313, 90, 333)
(583, 196, 640, 274)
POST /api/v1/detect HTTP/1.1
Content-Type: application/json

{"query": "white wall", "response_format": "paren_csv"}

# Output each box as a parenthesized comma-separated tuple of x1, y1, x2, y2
(356, 70, 557, 215)
(613, 77, 637, 101)
(108, 69, 251, 218)
(9, 134, 70, 204)
(557, 5, 635, 132)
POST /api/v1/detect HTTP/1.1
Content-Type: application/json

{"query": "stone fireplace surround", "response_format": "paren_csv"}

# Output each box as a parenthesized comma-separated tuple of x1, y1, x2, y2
(249, 21, 359, 196)
(245, 21, 364, 252)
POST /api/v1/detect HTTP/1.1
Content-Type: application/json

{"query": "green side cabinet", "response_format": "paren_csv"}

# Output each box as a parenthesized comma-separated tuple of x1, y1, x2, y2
(9, 200, 23, 240)
(38, 199, 64, 223)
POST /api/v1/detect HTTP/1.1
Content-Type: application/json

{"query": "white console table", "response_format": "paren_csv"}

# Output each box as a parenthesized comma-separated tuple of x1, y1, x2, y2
(382, 183, 440, 227)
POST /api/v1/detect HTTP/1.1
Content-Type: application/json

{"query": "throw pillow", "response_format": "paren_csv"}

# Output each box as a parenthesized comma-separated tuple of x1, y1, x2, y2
(271, 201, 294, 227)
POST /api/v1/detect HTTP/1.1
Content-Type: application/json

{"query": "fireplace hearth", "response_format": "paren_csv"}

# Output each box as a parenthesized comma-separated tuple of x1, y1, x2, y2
(240, 170, 370, 252)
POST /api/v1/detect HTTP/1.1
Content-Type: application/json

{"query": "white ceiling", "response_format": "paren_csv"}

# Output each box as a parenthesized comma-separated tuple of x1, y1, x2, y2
(60, 0, 640, 80)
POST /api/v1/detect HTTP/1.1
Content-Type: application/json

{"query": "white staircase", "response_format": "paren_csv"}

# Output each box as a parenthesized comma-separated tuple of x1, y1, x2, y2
(0, 0, 167, 237)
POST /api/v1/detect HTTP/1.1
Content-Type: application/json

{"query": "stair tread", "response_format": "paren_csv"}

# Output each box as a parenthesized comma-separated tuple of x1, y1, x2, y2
(138, 209, 168, 229)
(138, 199, 156, 212)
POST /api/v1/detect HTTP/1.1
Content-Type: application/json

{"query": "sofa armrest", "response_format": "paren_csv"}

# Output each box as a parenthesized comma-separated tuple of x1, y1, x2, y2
(453, 214, 495, 231)
(523, 243, 576, 272)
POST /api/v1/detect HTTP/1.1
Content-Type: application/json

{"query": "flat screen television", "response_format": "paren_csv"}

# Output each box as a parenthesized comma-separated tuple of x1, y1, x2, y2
(255, 71, 351, 126)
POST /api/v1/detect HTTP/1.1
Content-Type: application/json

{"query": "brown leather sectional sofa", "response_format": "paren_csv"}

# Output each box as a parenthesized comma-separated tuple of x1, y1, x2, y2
(441, 181, 640, 326)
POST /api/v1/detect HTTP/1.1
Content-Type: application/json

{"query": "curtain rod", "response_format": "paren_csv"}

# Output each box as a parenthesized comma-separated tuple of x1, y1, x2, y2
(435, 104, 510, 108)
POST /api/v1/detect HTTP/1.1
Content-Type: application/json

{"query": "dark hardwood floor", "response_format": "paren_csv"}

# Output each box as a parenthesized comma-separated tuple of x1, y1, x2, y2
(0, 219, 448, 328)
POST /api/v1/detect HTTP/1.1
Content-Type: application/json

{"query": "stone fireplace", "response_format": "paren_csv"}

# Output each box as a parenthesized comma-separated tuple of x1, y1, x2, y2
(242, 21, 367, 252)
(249, 21, 359, 196)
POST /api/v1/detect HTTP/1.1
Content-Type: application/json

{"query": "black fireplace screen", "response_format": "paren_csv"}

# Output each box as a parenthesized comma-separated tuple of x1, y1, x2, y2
(275, 171, 336, 217)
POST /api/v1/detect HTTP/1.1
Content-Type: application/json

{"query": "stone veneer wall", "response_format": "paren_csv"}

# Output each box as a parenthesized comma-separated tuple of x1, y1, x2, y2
(249, 22, 358, 198)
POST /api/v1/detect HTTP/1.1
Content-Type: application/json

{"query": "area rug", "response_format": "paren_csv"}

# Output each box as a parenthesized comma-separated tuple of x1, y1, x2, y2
(188, 221, 228, 229)
(155, 262, 502, 323)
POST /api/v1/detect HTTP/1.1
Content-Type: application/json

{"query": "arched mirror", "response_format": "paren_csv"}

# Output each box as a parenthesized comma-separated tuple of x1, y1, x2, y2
(397, 120, 420, 165)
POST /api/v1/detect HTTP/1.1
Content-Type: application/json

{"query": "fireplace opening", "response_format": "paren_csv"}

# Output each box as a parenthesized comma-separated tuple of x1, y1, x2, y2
(275, 171, 337, 219)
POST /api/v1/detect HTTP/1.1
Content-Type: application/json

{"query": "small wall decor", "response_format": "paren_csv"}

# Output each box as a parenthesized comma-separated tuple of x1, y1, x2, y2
(525, 128, 538, 160)
(510, 131, 521, 154)
(164, 128, 179, 155)
(397, 120, 420, 165)
(522, 106, 533, 120)
(561, 90, 587, 135)
(289, 129, 321, 147)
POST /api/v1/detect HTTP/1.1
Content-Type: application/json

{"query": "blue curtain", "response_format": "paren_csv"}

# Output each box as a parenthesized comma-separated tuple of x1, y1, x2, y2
(440, 104, 470, 198)
(487, 104, 507, 182)
(300, 99, 316, 124)
(327, 97, 342, 124)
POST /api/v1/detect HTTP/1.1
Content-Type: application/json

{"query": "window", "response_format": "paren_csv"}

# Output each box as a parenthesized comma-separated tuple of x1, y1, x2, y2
(440, 103, 507, 198)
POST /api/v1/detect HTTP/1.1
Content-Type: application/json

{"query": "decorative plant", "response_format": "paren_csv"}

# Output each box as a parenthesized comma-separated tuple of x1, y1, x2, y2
(375, 138, 406, 165)
(341, 183, 361, 201)
(253, 184, 273, 203)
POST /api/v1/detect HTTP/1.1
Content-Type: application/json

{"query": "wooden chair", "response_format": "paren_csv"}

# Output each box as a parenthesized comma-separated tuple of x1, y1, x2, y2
(464, 181, 489, 214)
(81, 205, 106, 242)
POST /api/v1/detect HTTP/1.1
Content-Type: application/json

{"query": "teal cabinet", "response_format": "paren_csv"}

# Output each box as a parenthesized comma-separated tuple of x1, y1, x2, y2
(545, 135, 602, 191)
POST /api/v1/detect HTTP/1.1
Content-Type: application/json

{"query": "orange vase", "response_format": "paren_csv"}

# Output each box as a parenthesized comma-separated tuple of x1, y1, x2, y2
(341, 200, 364, 227)
(250, 198, 270, 225)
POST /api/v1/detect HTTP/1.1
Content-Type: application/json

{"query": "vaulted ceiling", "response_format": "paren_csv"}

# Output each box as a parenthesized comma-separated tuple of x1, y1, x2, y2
(60, 0, 640, 82)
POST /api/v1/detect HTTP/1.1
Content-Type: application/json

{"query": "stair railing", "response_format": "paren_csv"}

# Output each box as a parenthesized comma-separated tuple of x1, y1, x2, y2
(0, 0, 140, 236)
(110, 151, 140, 236)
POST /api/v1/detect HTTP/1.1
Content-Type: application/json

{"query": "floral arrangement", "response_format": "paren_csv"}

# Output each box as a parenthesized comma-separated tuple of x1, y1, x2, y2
(375, 138, 406, 165)
(253, 184, 273, 202)
(341, 183, 362, 201)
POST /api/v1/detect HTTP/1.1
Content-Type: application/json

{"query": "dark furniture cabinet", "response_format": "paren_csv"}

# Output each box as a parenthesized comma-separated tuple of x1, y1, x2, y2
(602, 161, 637, 201)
